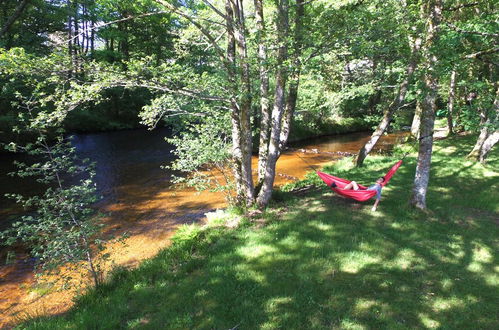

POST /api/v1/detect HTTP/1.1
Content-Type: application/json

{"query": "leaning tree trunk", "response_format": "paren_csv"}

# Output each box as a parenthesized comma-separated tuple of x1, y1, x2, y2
(356, 35, 421, 166)
(469, 86, 499, 161)
(410, 0, 442, 211)
(447, 69, 457, 136)
(479, 132, 499, 163)
(279, 0, 305, 153)
(467, 108, 490, 158)
(256, 0, 289, 207)
(255, 0, 271, 191)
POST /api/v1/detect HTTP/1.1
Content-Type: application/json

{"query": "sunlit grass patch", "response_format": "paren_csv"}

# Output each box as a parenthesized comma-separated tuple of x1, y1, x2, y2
(389, 248, 425, 270)
(339, 251, 381, 273)
(419, 313, 441, 328)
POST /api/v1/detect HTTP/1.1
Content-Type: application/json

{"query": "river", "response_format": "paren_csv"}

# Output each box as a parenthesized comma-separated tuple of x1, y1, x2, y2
(0, 128, 405, 327)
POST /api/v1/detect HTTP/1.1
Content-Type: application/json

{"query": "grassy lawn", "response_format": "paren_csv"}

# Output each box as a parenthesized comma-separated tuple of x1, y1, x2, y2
(23, 135, 498, 329)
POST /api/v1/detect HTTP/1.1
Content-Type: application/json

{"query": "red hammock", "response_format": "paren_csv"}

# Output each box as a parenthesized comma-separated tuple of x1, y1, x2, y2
(316, 160, 403, 202)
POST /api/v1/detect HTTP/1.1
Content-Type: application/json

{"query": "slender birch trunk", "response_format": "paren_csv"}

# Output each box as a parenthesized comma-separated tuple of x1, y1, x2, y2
(256, 0, 289, 207)
(226, 0, 254, 206)
(447, 69, 457, 136)
(255, 0, 271, 190)
(356, 35, 421, 166)
(234, 0, 255, 206)
(410, 0, 442, 210)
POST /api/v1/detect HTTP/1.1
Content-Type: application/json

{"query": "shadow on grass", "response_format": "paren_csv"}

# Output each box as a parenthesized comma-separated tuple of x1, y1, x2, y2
(24, 137, 498, 329)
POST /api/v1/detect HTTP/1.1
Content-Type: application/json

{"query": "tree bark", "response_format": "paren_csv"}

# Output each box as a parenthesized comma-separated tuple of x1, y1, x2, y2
(279, 0, 305, 154)
(469, 86, 499, 161)
(0, 0, 30, 39)
(467, 108, 489, 158)
(356, 35, 421, 166)
(226, 0, 254, 207)
(409, 92, 423, 140)
(479, 132, 499, 163)
(67, 0, 74, 77)
(256, 0, 289, 207)
(255, 0, 271, 190)
(410, 0, 443, 211)
(447, 69, 457, 136)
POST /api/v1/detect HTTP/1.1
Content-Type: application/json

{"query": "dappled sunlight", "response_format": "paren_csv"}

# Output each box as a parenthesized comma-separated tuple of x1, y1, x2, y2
(431, 296, 466, 312)
(389, 248, 425, 270)
(419, 313, 440, 328)
(237, 244, 279, 260)
(339, 252, 381, 274)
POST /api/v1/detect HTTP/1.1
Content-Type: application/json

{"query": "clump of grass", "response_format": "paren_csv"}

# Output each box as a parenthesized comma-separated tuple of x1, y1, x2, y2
(21, 135, 499, 329)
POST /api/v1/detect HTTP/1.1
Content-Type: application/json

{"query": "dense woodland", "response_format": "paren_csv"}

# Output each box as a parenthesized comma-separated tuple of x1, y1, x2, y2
(0, 0, 498, 321)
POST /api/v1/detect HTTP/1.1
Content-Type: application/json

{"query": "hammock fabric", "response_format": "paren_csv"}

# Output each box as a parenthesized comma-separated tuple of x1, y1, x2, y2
(317, 160, 403, 202)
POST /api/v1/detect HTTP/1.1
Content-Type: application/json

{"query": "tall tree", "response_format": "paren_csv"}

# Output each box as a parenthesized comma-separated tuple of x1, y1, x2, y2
(410, 0, 443, 210)
(355, 32, 421, 166)
(256, 0, 290, 206)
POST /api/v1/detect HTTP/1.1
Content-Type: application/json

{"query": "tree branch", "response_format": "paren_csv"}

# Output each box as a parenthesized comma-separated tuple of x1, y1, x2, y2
(447, 23, 499, 38)
(464, 47, 499, 59)
(201, 0, 229, 21)
(444, 1, 480, 11)
(0, 0, 31, 38)
(99, 77, 229, 102)
(56, 10, 171, 46)
(155, 0, 228, 66)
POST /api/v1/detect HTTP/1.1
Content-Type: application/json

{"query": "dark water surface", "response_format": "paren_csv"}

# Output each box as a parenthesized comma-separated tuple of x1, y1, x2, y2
(0, 127, 176, 228)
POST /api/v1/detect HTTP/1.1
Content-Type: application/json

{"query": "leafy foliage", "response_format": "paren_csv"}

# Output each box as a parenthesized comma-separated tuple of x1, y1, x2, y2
(1, 98, 106, 287)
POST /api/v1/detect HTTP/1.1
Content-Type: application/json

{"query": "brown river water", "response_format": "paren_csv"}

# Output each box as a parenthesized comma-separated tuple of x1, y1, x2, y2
(0, 128, 405, 327)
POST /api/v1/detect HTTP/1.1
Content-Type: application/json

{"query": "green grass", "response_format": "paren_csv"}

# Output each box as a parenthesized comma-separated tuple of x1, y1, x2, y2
(21, 135, 498, 329)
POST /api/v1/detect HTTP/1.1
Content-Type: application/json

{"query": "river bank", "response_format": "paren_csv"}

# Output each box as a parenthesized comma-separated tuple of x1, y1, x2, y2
(17, 134, 499, 329)
(0, 130, 405, 328)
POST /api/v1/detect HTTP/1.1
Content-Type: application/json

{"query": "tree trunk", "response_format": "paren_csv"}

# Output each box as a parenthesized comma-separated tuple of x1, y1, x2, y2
(255, 0, 271, 190)
(469, 86, 499, 161)
(356, 35, 421, 166)
(410, 0, 442, 211)
(479, 132, 499, 163)
(226, 0, 254, 207)
(234, 0, 255, 206)
(0, 0, 30, 38)
(279, 0, 305, 153)
(90, 18, 95, 55)
(409, 93, 423, 140)
(67, 0, 74, 77)
(447, 69, 457, 136)
(467, 109, 489, 158)
(256, 0, 289, 207)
